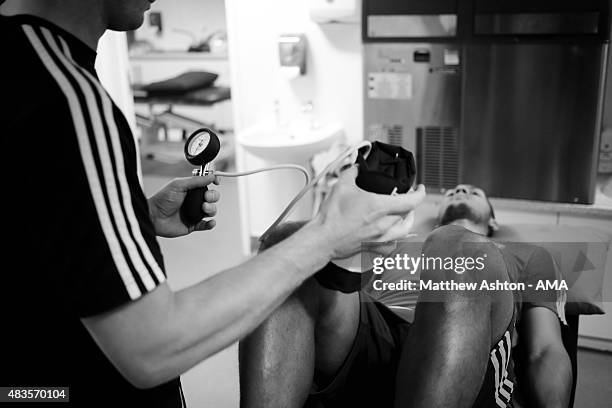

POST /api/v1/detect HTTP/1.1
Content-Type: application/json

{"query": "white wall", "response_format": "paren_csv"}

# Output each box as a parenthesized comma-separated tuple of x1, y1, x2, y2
(225, 0, 363, 252)
(96, 31, 143, 178)
(225, 0, 363, 143)
(96, 31, 135, 132)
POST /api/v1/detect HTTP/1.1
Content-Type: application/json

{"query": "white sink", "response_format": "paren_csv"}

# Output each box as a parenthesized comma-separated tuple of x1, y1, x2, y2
(238, 121, 344, 162)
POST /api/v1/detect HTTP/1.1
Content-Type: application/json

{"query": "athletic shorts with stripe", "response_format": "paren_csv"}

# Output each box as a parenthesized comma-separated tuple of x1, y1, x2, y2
(304, 292, 516, 408)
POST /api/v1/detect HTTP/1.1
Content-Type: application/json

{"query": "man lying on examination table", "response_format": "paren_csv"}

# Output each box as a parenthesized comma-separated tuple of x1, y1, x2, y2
(0, 1, 426, 406)
(241, 184, 571, 408)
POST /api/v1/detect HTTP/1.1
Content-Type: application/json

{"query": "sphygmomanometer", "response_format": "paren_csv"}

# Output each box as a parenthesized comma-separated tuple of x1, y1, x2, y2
(181, 128, 309, 227)
(180, 127, 417, 241)
(180, 128, 417, 293)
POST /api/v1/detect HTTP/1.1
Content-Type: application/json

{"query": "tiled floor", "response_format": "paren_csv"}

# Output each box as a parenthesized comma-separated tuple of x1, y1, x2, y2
(143, 167, 612, 408)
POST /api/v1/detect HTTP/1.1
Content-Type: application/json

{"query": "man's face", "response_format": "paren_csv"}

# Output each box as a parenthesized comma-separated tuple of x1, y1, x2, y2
(104, 0, 155, 31)
(437, 184, 493, 227)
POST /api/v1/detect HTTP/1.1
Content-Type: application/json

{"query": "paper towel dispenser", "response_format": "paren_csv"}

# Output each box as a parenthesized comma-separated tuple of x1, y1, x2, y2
(309, 0, 360, 23)
(278, 33, 307, 77)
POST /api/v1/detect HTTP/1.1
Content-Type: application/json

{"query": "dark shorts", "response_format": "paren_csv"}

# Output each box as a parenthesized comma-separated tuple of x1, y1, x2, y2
(306, 293, 515, 408)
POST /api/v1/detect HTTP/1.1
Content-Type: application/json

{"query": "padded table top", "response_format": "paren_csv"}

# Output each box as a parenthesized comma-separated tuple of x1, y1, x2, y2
(133, 86, 231, 106)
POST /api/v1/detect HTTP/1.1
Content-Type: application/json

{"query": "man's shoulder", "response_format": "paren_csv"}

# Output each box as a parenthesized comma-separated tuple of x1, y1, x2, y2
(0, 15, 37, 59)
(0, 14, 18, 32)
(1, 16, 68, 101)
(1, 15, 30, 71)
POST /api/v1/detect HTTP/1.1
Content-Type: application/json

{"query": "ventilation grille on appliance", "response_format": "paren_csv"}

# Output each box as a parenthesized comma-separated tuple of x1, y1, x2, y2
(385, 125, 404, 146)
(368, 124, 405, 147)
(417, 127, 459, 191)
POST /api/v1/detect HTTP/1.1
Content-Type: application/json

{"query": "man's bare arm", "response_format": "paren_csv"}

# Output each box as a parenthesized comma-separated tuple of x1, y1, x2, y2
(521, 306, 572, 408)
(82, 169, 425, 388)
(82, 221, 332, 388)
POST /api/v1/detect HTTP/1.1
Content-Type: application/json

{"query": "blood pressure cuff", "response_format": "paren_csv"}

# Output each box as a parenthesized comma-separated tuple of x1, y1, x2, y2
(314, 141, 417, 293)
(260, 142, 417, 294)
(355, 141, 416, 195)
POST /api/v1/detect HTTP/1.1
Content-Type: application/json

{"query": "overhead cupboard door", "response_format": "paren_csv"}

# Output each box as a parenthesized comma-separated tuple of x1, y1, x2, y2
(363, 0, 458, 41)
(472, 0, 609, 38)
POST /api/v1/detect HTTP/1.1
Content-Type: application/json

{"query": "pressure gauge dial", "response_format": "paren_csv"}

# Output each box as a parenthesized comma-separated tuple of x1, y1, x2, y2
(189, 132, 210, 156)
(180, 128, 221, 227)
(184, 128, 220, 165)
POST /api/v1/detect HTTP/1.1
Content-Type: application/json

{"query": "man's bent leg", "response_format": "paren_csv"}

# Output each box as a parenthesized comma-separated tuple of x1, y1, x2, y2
(239, 277, 360, 408)
(394, 225, 514, 408)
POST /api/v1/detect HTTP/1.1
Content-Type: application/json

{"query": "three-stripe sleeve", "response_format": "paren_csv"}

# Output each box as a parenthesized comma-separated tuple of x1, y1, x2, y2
(22, 24, 165, 304)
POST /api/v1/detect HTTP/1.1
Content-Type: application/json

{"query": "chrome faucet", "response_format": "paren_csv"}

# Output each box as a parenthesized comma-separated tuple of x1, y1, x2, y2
(301, 101, 315, 130)
(274, 99, 281, 127)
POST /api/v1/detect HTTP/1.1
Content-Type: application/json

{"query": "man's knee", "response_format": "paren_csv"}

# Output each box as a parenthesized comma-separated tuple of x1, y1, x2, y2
(239, 277, 322, 361)
(424, 225, 491, 256)
(418, 225, 514, 339)
(417, 226, 513, 317)
(423, 225, 506, 283)
(258, 221, 357, 316)
(257, 221, 325, 315)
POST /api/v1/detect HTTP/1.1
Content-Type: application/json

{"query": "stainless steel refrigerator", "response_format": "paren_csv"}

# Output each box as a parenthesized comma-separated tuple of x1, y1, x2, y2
(363, 0, 610, 203)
